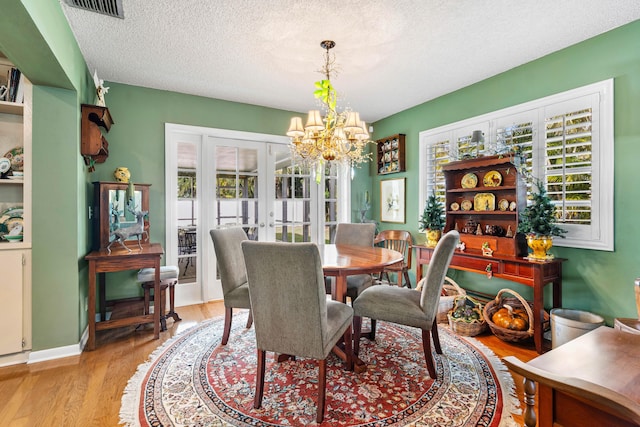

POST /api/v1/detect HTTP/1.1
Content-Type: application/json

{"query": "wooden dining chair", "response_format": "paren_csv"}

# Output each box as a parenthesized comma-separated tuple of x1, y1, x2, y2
(241, 241, 354, 423)
(209, 227, 253, 345)
(353, 230, 459, 379)
(374, 229, 413, 288)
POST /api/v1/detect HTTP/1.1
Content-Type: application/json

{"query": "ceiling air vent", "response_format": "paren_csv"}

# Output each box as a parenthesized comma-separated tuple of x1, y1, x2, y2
(63, 0, 124, 19)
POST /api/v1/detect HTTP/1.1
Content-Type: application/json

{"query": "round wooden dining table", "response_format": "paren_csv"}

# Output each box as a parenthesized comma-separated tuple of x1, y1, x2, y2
(321, 244, 404, 302)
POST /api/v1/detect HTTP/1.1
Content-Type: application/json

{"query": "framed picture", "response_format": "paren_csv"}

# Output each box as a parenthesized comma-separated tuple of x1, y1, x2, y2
(380, 178, 405, 223)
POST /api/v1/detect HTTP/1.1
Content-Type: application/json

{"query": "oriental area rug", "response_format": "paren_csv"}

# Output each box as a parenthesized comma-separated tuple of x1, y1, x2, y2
(120, 312, 520, 426)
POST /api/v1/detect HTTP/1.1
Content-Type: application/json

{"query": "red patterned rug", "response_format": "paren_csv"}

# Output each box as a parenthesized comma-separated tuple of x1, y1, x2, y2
(120, 312, 520, 426)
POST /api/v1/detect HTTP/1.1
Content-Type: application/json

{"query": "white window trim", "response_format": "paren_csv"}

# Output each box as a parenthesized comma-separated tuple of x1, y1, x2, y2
(419, 79, 614, 251)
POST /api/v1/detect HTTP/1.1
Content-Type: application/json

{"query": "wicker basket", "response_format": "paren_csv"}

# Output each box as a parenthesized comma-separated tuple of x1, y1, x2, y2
(437, 277, 467, 323)
(447, 295, 487, 337)
(483, 288, 536, 343)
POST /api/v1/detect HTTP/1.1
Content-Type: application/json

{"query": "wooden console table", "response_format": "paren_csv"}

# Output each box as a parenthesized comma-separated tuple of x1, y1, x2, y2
(85, 243, 164, 350)
(504, 327, 640, 427)
(415, 245, 565, 353)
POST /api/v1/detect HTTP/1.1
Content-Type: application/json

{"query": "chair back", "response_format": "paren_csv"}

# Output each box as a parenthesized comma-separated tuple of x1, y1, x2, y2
(335, 223, 376, 247)
(241, 241, 329, 359)
(375, 229, 413, 268)
(209, 227, 249, 297)
(420, 231, 459, 319)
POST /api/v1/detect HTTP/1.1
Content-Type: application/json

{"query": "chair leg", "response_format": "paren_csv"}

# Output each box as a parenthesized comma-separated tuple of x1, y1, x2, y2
(159, 287, 167, 331)
(246, 310, 253, 329)
(343, 324, 353, 371)
(167, 282, 182, 322)
(222, 307, 233, 345)
(381, 271, 390, 285)
(353, 315, 362, 356)
(254, 348, 266, 409)
(396, 272, 402, 287)
(316, 358, 327, 424)
(431, 322, 442, 354)
(421, 328, 437, 379)
(403, 270, 412, 288)
(370, 319, 377, 340)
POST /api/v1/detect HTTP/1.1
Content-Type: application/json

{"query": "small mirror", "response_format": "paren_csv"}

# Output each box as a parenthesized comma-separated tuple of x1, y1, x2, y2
(108, 189, 143, 233)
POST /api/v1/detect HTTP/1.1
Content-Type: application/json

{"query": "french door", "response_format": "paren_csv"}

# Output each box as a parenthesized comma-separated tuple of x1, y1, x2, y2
(165, 124, 349, 306)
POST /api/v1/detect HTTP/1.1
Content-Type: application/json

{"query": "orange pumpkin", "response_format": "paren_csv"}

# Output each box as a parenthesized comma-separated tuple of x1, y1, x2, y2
(491, 304, 528, 331)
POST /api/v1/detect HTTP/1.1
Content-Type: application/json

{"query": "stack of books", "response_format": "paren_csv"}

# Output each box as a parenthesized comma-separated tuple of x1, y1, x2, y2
(5, 67, 24, 104)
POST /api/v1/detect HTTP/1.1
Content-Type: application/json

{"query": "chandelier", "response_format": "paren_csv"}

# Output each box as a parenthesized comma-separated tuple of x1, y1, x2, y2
(286, 40, 373, 171)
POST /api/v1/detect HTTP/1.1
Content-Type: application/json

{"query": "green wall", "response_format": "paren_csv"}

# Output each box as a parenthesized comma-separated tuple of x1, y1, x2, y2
(0, 0, 95, 350)
(367, 19, 640, 323)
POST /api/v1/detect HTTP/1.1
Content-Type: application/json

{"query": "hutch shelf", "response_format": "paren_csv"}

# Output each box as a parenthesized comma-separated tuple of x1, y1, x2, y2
(443, 154, 527, 257)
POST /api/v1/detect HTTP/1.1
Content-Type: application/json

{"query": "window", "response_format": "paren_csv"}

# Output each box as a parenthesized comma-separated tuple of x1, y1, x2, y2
(419, 79, 614, 251)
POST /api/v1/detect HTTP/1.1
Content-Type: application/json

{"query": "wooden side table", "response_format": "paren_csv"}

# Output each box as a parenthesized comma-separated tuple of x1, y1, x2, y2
(504, 326, 640, 427)
(85, 243, 164, 350)
(415, 245, 565, 353)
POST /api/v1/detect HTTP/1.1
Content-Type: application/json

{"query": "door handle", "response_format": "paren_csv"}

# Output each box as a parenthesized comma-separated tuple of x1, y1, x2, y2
(259, 223, 265, 227)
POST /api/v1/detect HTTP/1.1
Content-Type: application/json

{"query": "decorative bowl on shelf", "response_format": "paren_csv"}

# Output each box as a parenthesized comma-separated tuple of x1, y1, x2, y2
(2, 234, 23, 243)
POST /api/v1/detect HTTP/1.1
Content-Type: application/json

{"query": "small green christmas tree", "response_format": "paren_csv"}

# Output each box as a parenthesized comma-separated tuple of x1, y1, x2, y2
(517, 180, 567, 237)
(419, 192, 445, 231)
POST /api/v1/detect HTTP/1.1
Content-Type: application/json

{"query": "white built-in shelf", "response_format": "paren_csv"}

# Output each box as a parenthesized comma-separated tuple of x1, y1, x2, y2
(0, 101, 23, 115)
(0, 179, 23, 184)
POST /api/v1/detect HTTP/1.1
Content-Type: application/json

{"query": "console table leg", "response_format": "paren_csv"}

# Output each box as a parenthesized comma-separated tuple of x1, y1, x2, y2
(523, 377, 537, 427)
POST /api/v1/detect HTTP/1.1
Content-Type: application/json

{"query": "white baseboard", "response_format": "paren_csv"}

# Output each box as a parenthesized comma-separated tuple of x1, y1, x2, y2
(27, 325, 88, 365)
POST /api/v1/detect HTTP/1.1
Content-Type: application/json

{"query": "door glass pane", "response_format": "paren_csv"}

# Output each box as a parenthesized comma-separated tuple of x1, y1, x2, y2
(274, 152, 312, 242)
(324, 162, 339, 243)
(215, 145, 259, 240)
(177, 141, 197, 281)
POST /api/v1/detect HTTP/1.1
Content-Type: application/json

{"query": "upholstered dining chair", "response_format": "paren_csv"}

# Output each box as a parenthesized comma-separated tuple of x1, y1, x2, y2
(374, 229, 413, 288)
(332, 222, 377, 302)
(353, 230, 459, 379)
(209, 227, 253, 345)
(241, 241, 354, 424)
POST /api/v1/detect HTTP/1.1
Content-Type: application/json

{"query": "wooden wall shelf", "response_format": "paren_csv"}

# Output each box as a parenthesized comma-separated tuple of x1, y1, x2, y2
(81, 104, 113, 167)
(377, 134, 405, 174)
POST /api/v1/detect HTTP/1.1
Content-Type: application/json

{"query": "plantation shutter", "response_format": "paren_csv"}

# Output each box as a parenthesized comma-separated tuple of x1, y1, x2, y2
(543, 94, 599, 236)
(425, 133, 451, 206)
(494, 112, 536, 192)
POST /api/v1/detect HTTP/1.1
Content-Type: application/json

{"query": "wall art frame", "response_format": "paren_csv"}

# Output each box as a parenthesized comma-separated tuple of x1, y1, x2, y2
(380, 177, 405, 223)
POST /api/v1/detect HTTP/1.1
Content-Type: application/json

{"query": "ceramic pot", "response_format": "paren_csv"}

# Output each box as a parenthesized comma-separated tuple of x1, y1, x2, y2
(526, 235, 554, 260)
(426, 229, 442, 248)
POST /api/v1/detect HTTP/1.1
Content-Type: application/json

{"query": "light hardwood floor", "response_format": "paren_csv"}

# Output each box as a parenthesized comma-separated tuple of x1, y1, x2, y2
(0, 300, 537, 426)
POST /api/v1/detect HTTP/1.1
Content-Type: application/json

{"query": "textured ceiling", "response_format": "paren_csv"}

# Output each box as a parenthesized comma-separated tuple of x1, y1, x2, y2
(60, 1, 640, 123)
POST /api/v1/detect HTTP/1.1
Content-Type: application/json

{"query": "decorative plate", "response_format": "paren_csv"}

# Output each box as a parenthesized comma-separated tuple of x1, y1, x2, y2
(473, 193, 496, 211)
(461, 173, 478, 189)
(1, 216, 23, 234)
(498, 199, 509, 211)
(460, 199, 473, 211)
(0, 157, 10, 174)
(450, 202, 460, 211)
(483, 170, 502, 187)
(0, 206, 24, 233)
(509, 201, 517, 212)
(3, 146, 24, 172)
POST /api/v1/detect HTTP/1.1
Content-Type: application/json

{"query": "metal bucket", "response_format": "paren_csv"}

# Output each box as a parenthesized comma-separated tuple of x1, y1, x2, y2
(550, 308, 604, 348)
